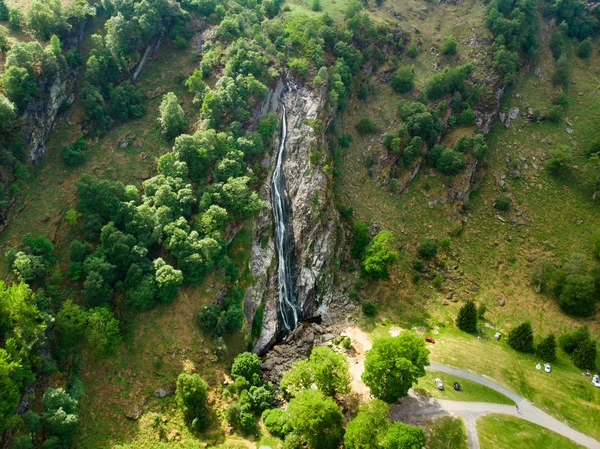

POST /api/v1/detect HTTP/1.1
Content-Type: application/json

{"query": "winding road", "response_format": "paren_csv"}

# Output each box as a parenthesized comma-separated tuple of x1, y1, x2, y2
(343, 328, 600, 449)
(389, 363, 600, 449)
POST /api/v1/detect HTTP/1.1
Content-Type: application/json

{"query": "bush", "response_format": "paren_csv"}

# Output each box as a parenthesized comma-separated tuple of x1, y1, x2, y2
(546, 105, 564, 123)
(390, 67, 415, 93)
(311, 0, 321, 11)
(355, 118, 378, 135)
(407, 43, 418, 58)
(362, 300, 376, 317)
(558, 274, 596, 316)
(552, 58, 570, 88)
(351, 221, 370, 259)
(231, 352, 261, 384)
(507, 322, 534, 353)
(61, 137, 87, 167)
(572, 339, 597, 369)
(440, 36, 457, 55)
(545, 146, 572, 176)
(494, 194, 511, 211)
(412, 259, 425, 272)
(536, 334, 556, 362)
(578, 38, 593, 59)
(436, 149, 464, 175)
(417, 239, 437, 259)
(456, 300, 477, 333)
(361, 231, 398, 280)
(477, 303, 486, 318)
(554, 91, 569, 107)
(176, 373, 208, 427)
(262, 408, 290, 438)
(458, 108, 475, 125)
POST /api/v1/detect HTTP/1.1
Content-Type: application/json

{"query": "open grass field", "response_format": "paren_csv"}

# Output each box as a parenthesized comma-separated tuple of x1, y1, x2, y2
(414, 371, 515, 405)
(478, 414, 585, 449)
(422, 416, 469, 449)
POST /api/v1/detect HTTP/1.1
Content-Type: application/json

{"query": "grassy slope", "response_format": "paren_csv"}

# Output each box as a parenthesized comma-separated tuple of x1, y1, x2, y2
(423, 416, 469, 449)
(333, 0, 600, 441)
(478, 414, 585, 449)
(414, 370, 514, 405)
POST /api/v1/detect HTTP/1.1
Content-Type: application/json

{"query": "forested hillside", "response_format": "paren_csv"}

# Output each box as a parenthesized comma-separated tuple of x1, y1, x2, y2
(0, 0, 599, 447)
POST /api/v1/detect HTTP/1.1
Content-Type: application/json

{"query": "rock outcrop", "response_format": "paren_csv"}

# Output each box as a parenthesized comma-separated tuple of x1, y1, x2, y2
(245, 77, 342, 354)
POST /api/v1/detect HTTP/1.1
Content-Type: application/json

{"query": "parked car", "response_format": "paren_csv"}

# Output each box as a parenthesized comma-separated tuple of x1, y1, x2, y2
(425, 336, 436, 343)
(494, 332, 501, 340)
(592, 375, 600, 388)
(535, 363, 541, 370)
(435, 378, 444, 390)
(544, 363, 551, 373)
(453, 381, 461, 391)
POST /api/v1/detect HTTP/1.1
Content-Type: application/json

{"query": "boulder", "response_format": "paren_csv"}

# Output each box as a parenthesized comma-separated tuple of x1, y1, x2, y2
(154, 384, 176, 398)
(125, 405, 144, 420)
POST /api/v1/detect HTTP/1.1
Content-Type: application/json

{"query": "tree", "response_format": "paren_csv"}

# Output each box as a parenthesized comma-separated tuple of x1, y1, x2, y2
(176, 373, 208, 427)
(558, 274, 596, 316)
(231, 352, 261, 384)
(351, 220, 370, 259)
(153, 258, 183, 303)
(440, 36, 457, 55)
(287, 389, 343, 449)
(436, 148, 464, 175)
(383, 422, 427, 449)
(85, 307, 120, 357)
(391, 67, 414, 93)
(344, 400, 390, 449)
(42, 387, 78, 443)
(262, 408, 290, 438)
(417, 239, 437, 259)
(571, 339, 597, 369)
(0, 93, 16, 131)
(552, 58, 569, 88)
(61, 136, 87, 167)
(362, 332, 429, 402)
(545, 146, 572, 176)
(0, 0, 7, 21)
(578, 38, 592, 59)
(407, 43, 418, 58)
(546, 105, 564, 123)
(55, 300, 87, 349)
(456, 300, 477, 333)
(582, 153, 600, 200)
(2, 66, 39, 108)
(159, 92, 185, 139)
(361, 231, 398, 279)
(507, 322, 534, 353)
(355, 117, 377, 135)
(536, 334, 556, 362)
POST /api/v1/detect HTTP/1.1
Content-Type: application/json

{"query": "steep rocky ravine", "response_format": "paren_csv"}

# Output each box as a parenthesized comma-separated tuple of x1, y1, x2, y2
(244, 77, 343, 354)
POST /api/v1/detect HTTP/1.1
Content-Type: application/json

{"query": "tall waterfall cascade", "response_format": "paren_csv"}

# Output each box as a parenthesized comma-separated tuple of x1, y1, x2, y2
(271, 104, 300, 333)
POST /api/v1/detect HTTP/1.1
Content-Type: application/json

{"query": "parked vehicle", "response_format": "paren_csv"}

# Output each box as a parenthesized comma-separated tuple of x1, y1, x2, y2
(453, 381, 461, 391)
(535, 363, 541, 370)
(435, 378, 444, 390)
(425, 336, 436, 343)
(592, 375, 600, 388)
(544, 363, 551, 373)
(494, 332, 501, 340)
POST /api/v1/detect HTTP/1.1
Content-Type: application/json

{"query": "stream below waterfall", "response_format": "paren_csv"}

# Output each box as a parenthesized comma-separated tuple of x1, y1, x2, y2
(271, 104, 299, 333)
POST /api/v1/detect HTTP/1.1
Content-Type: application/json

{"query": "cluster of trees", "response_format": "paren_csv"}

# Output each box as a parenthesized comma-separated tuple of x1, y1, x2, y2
(543, 0, 598, 41)
(197, 286, 245, 337)
(351, 221, 398, 279)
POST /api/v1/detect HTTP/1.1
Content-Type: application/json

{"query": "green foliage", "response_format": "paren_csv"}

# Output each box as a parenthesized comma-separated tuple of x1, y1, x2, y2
(571, 339, 597, 369)
(407, 43, 418, 58)
(159, 92, 186, 139)
(494, 194, 511, 211)
(356, 117, 378, 135)
(456, 300, 477, 333)
(423, 64, 472, 101)
(362, 332, 429, 402)
(549, 31, 564, 60)
(281, 346, 351, 397)
(55, 300, 87, 349)
(440, 36, 458, 55)
(23, 410, 41, 433)
(558, 273, 596, 316)
(287, 389, 343, 449)
(2, 65, 39, 109)
(545, 145, 572, 176)
(436, 148, 464, 175)
(42, 387, 78, 443)
(12, 435, 34, 449)
(458, 108, 475, 126)
(559, 326, 591, 354)
(262, 408, 290, 438)
(362, 300, 376, 317)
(85, 307, 121, 357)
(61, 136, 87, 167)
(361, 231, 398, 279)
(536, 334, 556, 362)
(552, 58, 570, 88)
(546, 105, 565, 123)
(351, 220, 370, 259)
(507, 322, 534, 353)
(344, 400, 390, 449)
(231, 352, 261, 384)
(110, 82, 144, 122)
(578, 38, 593, 59)
(176, 373, 209, 427)
(391, 67, 415, 93)
(417, 239, 437, 259)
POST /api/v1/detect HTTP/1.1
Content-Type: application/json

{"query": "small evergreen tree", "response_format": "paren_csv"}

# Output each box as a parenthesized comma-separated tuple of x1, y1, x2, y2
(571, 339, 597, 369)
(536, 334, 556, 362)
(456, 300, 477, 333)
(507, 322, 534, 353)
(159, 92, 186, 139)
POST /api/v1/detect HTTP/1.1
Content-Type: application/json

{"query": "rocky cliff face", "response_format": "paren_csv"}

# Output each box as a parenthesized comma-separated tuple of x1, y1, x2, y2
(244, 77, 342, 354)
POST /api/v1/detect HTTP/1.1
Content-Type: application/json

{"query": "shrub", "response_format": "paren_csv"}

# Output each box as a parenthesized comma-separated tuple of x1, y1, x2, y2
(351, 221, 370, 259)
(456, 300, 477, 333)
(361, 231, 398, 280)
(545, 146, 572, 176)
(60, 137, 87, 167)
(436, 148, 464, 175)
(432, 274, 443, 289)
(417, 239, 437, 259)
(558, 274, 596, 316)
(536, 334, 556, 362)
(355, 118, 378, 135)
(176, 373, 208, 427)
(477, 303, 486, 318)
(458, 108, 475, 125)
(311, 0, 321, 11)
(546, 105, 564, 123)
(507, 322, 534, 353)
(571, 339, 597, 369)
(552, 58, 570, 88)
(262, 408, 290, 438)
(362, 300, 376, 317)
(412, 259, 425, 272)
(440, 36, 457, 55)
(231, 352, 261, 384)
(390, 67, 415, 93)
(407, 43, 418, 58)
(494, 194, 511, 211)
(578, 38, 592, 59)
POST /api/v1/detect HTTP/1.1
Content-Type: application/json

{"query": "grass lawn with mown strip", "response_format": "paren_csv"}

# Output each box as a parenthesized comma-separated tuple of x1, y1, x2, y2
(414, 371, 514, 405)
(478, 414, 585, 449)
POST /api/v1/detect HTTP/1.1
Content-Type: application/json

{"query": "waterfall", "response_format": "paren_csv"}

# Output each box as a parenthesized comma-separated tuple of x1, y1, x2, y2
(271, 104, 299, 333)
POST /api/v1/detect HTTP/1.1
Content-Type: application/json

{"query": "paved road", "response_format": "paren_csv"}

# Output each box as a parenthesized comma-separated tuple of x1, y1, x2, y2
(389, 363, 600, 449)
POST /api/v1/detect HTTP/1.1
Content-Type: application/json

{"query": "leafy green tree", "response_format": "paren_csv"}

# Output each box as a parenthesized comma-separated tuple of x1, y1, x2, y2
(351, 220, 370, 259)
(391, 67, 414, 93)
(578, 38, 592, 59)
(55, 300, 87, 349)
(344, 400, 390, 449)
(8, 8, 24, 31)
(549, 31, 564, 59)
(571, 339, 597, 369)
(280, 360, 312, 397)
(407, 43, 418, 58)
(362, 332, 429, 402)
(552, 58, 570, 88)
(546, 145, 571, 176)
(0, 0, 7, 21)
(153, 258, 183, 303)
(83, 271, 113, 308)
(110, 81, 144, 121)
(176, 373, 208, 428)
(559, 326, 591, 354)
(383, 422, 427, 449)
(0, 93, 15, 131)
(536, 334, 556, 362)
(456, 300, 477, 333)
(0, 349, 22, 433)
(362, 300, 376, 317)
(436, 148, 464, 175)
(25, 0, 66, 41)
(42, 387, 78, 442)
(85, 307, 120, 357)
(440, 36, 457, 55)
(23, 410, 41, 432)
(355, 117, 377, 135)
(287, 389, 343, 449)
(507, 322, 534, 353)
(159, 92, 186, 139)
(361, 231, 398, 279)
(61, 136, 87, 167)
(2, 66, 39, 108)
(558, 274, 596, 316)
(417, 239, 437, 259)
(231, 352, 261, 384)
(12, 435, 33, 449)
(262, 408, 290, 438)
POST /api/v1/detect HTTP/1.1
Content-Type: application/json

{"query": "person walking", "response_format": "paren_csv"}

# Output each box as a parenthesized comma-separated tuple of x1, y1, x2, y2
(516, 405, 520, 415)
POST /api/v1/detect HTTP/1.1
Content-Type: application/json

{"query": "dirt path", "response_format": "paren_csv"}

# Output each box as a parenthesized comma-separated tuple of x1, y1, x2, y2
(343, 327, 600, 449)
